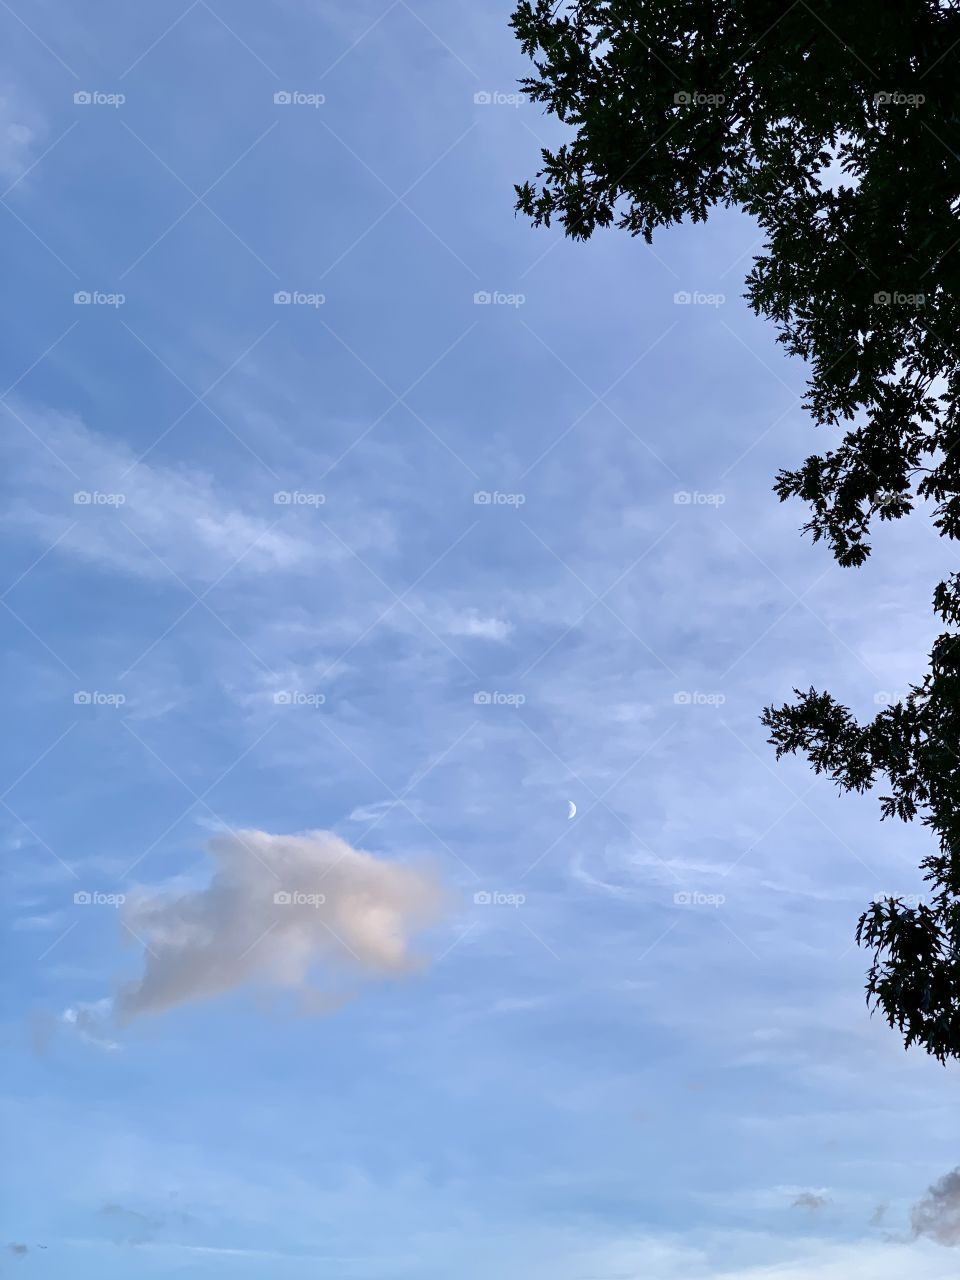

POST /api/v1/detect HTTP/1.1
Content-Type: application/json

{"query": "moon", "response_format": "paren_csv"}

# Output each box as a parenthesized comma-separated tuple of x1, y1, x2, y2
(567, 800, 577, 820)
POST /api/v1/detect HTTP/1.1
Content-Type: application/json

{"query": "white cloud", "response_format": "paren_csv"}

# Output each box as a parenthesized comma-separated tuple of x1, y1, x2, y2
(0, 86, 37, 181)
(5, 407, 316, 582)
(62, 998, 120, 1051)
(115, 829, 447, 1021)
(12, 911, 63, 931)
(440, 608, 513, 641)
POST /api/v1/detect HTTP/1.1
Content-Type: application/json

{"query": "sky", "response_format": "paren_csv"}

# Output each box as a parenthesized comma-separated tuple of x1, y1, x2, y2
(1, 1, 959, 1276)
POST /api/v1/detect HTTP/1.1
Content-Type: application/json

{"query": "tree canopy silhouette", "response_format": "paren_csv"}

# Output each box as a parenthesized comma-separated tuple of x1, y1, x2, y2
(512, 0, 960, 1060)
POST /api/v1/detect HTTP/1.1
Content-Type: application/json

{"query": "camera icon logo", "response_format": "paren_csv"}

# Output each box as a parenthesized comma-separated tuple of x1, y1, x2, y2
(473, 890, 492, 905)
(473, 291, 492, 305)
(74, 691, 92, 704)
(873, 291, 891, 304)
(473, 691, 492, 705)
(473, 91, 493, 105)
(273, 691, 292, 705)
(673, 290, 691, 304)
(673, 691, 692, 705)
(74, 291, 92, 305)
(274, 491, 292, 504)
(73, 91, 92, 105)
(274, 91, 292, 105)
(273, 890, 292, 905)
(274, 290, 292, 304)
(674, 91, 692, 104)
(74, 890, 92, 904)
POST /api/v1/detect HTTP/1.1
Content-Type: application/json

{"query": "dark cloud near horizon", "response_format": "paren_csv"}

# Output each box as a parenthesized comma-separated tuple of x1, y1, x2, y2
(100, 1204, 162, 1245)
(912, 1168, 960, 1246)
(791, 1191, 829, 1212)
(99, 1200, 202, 1247)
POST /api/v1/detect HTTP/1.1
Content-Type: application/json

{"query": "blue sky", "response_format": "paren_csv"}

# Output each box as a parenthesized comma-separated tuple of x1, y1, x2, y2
(1, 1, 958, 1275)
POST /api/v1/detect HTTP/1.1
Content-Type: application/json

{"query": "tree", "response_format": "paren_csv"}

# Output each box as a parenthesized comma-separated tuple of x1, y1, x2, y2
(511, 0, 960, 1060)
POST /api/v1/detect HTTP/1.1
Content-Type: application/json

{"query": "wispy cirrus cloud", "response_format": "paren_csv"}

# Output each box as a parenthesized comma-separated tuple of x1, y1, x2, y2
(4, 406, 328, 583)
(0, 84, 39, 182)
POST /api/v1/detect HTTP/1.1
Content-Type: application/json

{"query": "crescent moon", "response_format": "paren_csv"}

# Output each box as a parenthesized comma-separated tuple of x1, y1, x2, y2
(567, 800, 577, 820)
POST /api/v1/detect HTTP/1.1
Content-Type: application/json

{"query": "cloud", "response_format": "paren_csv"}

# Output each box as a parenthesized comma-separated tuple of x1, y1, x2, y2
(792, 1191, 829, 1212)
(12, 911, 63, 931)
(61, 998, 121, 1051)
(0, 86, 37, 180)
(440, 608, 513, 641)
(115, 830, 447, 1021)
(100, 1204, 162, 1245)
(912, 1168, 960, 1246)
(4, 408, 314, 583)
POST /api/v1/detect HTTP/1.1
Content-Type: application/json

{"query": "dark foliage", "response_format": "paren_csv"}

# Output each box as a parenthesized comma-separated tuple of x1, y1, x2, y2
(512, 0, 960, 1058)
